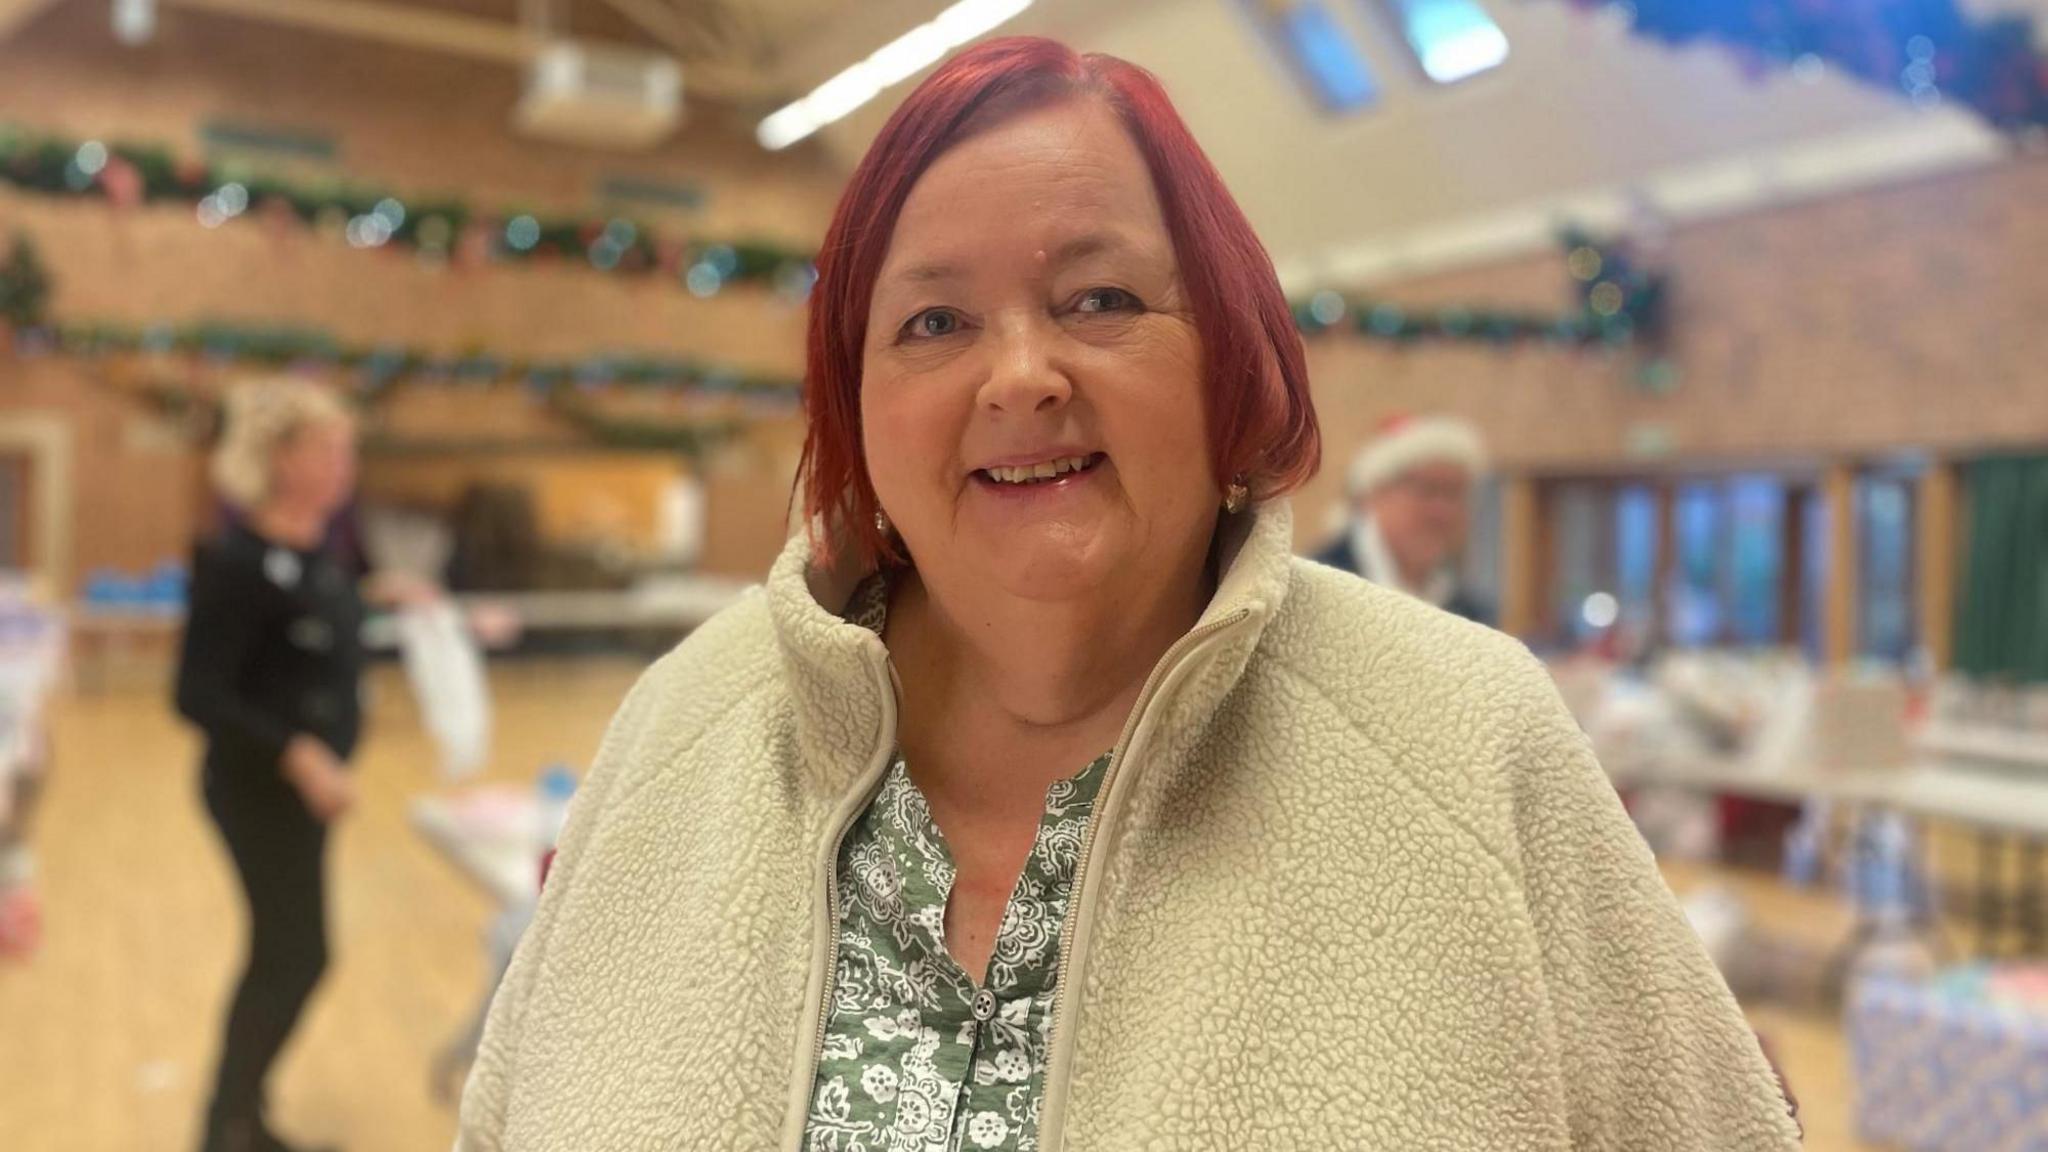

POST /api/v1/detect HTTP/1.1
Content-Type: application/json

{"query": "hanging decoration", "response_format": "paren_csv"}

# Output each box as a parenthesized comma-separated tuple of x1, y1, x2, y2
(547, 399, 749, 457)
(1290, 230, 1671, 353)
(1557, 0, 2048, 133)
(27, 319, 801, 405)
(0, 222, 791, 451)
(0, 232, 52, 331)
(17, 313, 790, 456)
(0, 125, 819, 296)
(124, 369, 757, 458)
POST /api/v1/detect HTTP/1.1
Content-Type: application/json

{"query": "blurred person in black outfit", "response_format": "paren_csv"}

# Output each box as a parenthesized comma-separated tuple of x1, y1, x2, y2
(174, 380, 423, 1152)
(1313, 413, 1494, 625)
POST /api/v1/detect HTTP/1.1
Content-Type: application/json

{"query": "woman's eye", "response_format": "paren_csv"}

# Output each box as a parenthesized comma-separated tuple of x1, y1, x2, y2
(1076, 287, 1139, 314)
(902, 308, 964, 340)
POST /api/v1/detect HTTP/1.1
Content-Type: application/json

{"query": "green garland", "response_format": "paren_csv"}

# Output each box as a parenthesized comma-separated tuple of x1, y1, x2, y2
(547, 399, 747, 456)
(0, 124, 817, 296)
(1288, 230, 1669, 349)
(0, 232, 51, 329)
(129, 371, 755, 458)
(24, 319, 801, 403)
(23, 316, 789, 457)
(4, 122, 1664, 343)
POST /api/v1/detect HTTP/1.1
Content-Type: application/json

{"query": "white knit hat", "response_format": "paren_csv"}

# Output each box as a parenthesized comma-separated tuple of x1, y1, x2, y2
(1347, 415, 1487, 497)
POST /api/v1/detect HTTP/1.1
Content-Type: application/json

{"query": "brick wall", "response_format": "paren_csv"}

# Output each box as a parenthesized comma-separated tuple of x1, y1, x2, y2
(4, 0, 2044, 582)
(0, 1, 836, 583)
(623, 157, 2048, 574)
(1295, 156, 2048, 542)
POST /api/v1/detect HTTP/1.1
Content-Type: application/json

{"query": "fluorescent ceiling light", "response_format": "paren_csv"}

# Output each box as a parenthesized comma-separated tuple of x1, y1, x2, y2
(758, 0, 1034, 150)
(867, 23, 952, 87)
(1420, 25, 1509, 84)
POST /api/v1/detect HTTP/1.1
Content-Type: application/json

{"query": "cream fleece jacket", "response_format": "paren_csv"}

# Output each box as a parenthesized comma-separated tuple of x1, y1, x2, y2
(457, 502, 1801, 1150)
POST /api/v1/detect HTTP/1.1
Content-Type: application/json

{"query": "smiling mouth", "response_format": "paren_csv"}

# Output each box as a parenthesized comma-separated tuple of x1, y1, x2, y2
(974, 452, 1107, 486)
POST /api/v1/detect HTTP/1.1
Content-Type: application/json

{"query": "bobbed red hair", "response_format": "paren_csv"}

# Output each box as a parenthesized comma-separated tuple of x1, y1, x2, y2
(799, 36, 1320, 567)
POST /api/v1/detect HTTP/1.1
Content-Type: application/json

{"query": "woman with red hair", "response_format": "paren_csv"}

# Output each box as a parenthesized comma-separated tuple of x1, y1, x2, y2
(459, 38, 1797, 1151)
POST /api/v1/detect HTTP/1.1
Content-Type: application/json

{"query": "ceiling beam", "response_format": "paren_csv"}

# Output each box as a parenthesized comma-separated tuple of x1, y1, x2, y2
(665, 0, 768, 65)
(0, 0, 62, 42)
(164, 0, 538, 64)
(519, 0, 556, 38)
(157, 0, 779, 100)
(593, 0, 778, 96)
(593, 0, 693, 58)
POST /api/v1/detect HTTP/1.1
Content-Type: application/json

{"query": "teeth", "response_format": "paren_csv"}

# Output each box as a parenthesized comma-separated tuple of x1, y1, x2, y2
(986, 455, 1093, 484)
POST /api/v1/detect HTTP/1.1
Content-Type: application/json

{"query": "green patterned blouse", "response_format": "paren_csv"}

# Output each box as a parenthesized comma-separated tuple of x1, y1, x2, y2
(802, 579, 1109, 1152)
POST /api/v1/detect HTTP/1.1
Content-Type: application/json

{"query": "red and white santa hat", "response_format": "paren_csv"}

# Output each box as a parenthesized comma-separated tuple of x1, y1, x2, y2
(1347, 414, 1488, 497)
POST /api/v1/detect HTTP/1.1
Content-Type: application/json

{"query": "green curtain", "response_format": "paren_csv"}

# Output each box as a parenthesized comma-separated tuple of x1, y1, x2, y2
(1955, 454, 2048, 683)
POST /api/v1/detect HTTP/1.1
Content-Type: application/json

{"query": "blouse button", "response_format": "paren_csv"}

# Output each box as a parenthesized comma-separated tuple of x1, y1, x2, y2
(971, 989, 997, 1022)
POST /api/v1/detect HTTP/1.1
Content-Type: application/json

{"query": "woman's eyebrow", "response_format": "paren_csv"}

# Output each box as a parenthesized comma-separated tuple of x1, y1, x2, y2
(891, 260, 964, 285)
(1051, 231, 1138, 267)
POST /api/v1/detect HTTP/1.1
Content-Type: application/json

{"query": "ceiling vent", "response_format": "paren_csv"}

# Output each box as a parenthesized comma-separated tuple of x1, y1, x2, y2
(517, 41, 683, 151)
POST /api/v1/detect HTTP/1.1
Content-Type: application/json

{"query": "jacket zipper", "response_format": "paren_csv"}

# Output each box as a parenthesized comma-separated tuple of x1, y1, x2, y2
(1036, 606, 1254, 1149)
(782, 651, 901, 1152)
(780, 605, 1253, 1149)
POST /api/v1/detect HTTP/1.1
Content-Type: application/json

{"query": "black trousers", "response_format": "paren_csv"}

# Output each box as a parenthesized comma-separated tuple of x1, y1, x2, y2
(203, 771, 330, 1130)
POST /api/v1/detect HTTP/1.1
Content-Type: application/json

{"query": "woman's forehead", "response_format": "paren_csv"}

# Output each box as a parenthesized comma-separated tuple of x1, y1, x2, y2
(879, 103, 1171, 284)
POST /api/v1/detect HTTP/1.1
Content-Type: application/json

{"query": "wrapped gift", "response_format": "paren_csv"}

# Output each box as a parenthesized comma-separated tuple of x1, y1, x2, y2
(1850, 964, 2048, 1151)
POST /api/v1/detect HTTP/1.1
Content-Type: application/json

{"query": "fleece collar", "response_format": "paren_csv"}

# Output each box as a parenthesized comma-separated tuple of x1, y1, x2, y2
(763, 501, 1297, 797)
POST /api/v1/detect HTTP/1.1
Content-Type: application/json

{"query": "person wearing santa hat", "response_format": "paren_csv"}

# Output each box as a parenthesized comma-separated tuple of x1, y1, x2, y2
(1313, 414, 1493, 625)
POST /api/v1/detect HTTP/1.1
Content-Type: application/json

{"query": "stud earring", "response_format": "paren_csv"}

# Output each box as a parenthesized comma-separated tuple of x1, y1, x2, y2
(1223, 476, 1249, 515)
(874, 508, 891, 535)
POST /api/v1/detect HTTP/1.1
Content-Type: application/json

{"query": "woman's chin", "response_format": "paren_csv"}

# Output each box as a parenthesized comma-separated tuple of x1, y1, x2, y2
(963, 530, 1122, 605)
(985, 566, 1109, 605)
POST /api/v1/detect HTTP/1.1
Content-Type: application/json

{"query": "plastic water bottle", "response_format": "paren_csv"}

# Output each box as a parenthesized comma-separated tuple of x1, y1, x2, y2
(536, 764, 578, 853)
(1853, 812, 1918, 925)
(1781, 801, 1827, 889)
(1847, 811, 1937, 985)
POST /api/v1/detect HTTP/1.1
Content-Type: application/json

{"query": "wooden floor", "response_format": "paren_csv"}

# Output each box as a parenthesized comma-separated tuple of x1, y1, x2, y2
(0, 660, 644, 1152)
(1661, 858, 1879, 1152)
(0, 660, 1882, 1151)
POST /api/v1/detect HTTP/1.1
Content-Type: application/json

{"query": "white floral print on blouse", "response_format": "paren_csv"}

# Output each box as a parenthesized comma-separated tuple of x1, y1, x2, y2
(803, 576, 1110, 1152)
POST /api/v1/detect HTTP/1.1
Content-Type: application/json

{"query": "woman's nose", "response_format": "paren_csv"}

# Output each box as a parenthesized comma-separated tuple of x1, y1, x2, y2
(977, 318, 1073, 415)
